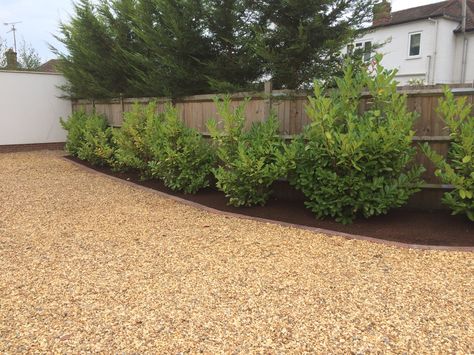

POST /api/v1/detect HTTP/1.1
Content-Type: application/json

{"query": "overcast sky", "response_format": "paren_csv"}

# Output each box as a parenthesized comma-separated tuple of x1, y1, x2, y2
(0, 0, 446, 62)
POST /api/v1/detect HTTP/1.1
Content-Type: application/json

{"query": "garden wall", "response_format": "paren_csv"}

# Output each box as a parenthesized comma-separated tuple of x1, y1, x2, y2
(0, 70, 71, 147)
(71, 84, 474, 209)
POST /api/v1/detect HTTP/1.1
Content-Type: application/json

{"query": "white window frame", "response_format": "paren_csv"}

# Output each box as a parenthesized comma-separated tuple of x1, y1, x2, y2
(354, 40, 372, 62)
(408, 31, 422, 58)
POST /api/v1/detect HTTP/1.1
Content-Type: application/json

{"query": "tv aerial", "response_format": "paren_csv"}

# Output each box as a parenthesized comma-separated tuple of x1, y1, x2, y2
(3, 21, 22, 52)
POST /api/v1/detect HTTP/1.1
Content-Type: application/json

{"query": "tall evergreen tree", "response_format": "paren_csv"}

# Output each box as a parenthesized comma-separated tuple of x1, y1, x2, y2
(55, 0, 375, 98)
(53, 0, 139, 98)
(129, 0, 213, 97)
(247, 0, 375, 89)
(100, 0, 143, 94)
(202, 0, 263, 92)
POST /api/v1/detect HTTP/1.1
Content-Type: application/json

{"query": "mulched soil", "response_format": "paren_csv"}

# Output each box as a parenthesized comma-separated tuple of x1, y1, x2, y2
(1, 151, 473, 353)
(66, 156, 473, 247)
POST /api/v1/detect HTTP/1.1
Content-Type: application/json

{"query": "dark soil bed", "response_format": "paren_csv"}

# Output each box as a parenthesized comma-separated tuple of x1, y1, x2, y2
(66, 156, 473, 247)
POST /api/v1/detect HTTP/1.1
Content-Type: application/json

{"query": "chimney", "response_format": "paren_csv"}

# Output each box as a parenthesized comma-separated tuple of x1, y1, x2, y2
(5, 48, 18, 70)
(373, 0, 392, 26)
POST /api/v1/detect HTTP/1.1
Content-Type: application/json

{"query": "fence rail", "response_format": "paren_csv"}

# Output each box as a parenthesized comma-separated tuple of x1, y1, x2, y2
(71, 85, 474, 209)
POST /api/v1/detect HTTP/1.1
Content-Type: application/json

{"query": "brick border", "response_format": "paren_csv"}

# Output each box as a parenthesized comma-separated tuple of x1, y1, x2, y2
(63, 157, 474, 253)
(0, 142, 65, 153)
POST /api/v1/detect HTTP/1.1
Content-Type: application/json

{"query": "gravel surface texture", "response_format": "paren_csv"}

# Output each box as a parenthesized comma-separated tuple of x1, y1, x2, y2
(0, 151, 473, 353)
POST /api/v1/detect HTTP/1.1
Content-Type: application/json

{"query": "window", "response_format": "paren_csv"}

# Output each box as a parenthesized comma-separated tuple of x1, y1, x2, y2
(363, 41, 372, 62)
(409, 32, 421, 57)
(346, 43, 354, 54)
(351, 41, 372, 62)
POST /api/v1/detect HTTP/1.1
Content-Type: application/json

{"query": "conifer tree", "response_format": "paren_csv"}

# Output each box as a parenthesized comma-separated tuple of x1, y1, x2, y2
(247, 0, 375, 89)
(202, 0, 263, 92)
(129, 0, 213, 97)
(100, 0, 143, 95)
(53, 0, 138, 98)
(129, 0, 262, 95)
(55, 0, 375, 98)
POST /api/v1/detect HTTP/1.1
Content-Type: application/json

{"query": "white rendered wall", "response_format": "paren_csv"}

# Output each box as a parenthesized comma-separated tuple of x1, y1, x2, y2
(432, 19, 459, 84)
(453, 32, 474, 84)
(464, 33, 474, 84)
(0, 71, 71, 145)
(355, 18, 460, 85)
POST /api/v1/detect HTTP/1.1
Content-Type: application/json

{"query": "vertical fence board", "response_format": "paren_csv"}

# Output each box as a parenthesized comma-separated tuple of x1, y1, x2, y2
(200, 101, 213, 133)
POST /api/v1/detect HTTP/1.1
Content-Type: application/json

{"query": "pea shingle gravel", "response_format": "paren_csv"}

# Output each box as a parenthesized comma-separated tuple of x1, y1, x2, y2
(0, 151, 473, 353)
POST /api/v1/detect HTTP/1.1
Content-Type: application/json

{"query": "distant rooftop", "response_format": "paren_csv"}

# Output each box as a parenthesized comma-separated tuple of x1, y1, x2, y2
(37, 59, 61, 73)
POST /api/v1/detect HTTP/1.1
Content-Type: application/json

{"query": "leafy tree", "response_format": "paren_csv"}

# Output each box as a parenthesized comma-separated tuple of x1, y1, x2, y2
(0, 38, 7, 68)
(17, 40, 42, 70)
(0, 36, 42, 70)
(246, 0, 376, 89)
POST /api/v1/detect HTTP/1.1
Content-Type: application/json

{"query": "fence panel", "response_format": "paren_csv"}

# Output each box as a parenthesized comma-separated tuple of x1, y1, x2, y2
(71, 85, 474, 209)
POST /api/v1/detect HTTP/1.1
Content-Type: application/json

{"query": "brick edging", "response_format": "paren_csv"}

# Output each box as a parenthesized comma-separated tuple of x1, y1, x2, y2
(63, 157, 474, 253)
(0, 142, 65, 153)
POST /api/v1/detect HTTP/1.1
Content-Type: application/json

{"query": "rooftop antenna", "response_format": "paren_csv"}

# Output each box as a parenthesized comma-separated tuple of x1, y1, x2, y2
(3, 21, 22, 53)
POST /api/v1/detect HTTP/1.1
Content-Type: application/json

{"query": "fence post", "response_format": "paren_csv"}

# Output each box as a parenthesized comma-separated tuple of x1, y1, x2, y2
(263, 80, 273, 119)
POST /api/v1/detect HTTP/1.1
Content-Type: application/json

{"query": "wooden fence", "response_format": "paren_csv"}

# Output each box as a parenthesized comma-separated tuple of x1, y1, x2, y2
(71, 85, 474, 209)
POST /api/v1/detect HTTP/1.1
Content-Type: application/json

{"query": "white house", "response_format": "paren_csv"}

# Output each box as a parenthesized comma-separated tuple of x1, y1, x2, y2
(353, 0, 474, 85)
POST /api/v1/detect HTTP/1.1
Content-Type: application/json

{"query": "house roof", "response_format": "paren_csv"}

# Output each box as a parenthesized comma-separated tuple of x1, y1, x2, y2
(37, 59, 61, 73)
(373, 0, 474, 32)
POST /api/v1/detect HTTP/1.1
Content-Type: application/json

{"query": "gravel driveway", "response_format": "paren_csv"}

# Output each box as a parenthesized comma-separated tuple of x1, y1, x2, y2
(0, 151, 473, 353)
